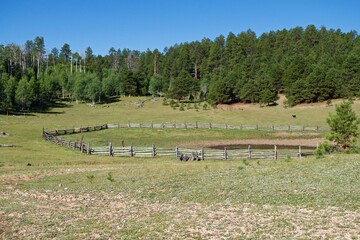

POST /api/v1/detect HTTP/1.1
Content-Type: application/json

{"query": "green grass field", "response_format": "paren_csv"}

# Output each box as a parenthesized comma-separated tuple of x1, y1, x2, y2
(1, 97, 359, 239)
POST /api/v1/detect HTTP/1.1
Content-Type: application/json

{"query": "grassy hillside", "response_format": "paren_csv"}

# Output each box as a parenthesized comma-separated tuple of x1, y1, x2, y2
(0, 97, 359, 239)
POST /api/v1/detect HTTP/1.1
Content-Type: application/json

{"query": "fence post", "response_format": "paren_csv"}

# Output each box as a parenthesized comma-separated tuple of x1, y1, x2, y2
(162, 122, 165, 128)
(130, 145, 134, 157)
(196, 121, 198, 128)
(128, 120, 131, 128)
(109, 142, 113, 156)
(316, 126, 319, 131)
(209, 122, 212, 129)
(288, 125, 291, 131)
(224, 147, 228, 160)
(256, 124, 258, 130)
(118, 121, 119, 129)
(225, 124, 228, 129)
(274, 145, 278, 160)
(184, 122, 187, 129)
(152, 144, 156, 157)
(272, 125, 274, 131)
(87, 142, 91, 155)
(248, 145, 252, 159)
(81, 135, 84, 151)
(298, 146, 302, 159)
(151, 121, 153, 128)
(240, 125, 243, 130)
(139, 121, 142, 128)
(175, 146, 179, 158)
(201, 148, 204, 160)
(302, 125, 305, 131)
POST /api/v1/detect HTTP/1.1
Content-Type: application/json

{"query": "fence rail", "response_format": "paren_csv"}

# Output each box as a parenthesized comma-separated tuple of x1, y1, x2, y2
(107, 121, 328, 132)
(43, 122, 317, 160)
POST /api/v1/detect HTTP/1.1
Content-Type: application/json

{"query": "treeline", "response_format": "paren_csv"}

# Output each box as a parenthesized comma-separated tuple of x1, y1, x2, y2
(1, 25, 359, 112)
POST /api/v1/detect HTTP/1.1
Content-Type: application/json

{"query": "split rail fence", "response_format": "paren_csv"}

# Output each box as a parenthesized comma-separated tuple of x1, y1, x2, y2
(43, 122, 317, 160)
(108, 121, 329, 131)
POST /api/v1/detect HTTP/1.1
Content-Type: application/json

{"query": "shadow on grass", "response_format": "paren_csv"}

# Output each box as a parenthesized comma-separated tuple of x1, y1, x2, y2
(0, 97, 122, 116)
(0, 101, 73, 116)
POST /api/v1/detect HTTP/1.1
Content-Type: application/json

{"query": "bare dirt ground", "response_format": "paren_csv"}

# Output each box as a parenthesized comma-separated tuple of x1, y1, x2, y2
(1, 185, 359, 239)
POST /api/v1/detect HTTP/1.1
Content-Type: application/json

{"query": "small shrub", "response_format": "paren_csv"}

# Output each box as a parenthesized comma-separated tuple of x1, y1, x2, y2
(186, 103, 192, 110)
(314, 141, 336, 158)
(285, 155, 291, 162)
(326, 99, 332, 107)
(86, 174, 95, 183)
(169, 99, 176, 107)
(203, 103, 208, 110)
(179, 105, 185, 111)
(243, 159, 250, 166)
(106, 172, 115, 182)
(162, 98, 169, 105)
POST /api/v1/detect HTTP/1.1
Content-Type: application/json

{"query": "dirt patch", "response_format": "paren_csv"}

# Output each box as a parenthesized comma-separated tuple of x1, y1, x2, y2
(1, 188, 359, 239)
(180, 138, 323, 148)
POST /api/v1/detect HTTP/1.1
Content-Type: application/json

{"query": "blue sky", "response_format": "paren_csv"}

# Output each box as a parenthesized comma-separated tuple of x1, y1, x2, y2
(1, 0, 359, 55)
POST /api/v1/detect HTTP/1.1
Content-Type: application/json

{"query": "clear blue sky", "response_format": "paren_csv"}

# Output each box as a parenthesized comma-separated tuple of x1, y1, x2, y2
(1, 0, 359, 55)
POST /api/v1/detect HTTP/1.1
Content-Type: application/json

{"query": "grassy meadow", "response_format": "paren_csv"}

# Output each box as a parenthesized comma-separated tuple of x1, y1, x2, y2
(1, 97, 359, 239)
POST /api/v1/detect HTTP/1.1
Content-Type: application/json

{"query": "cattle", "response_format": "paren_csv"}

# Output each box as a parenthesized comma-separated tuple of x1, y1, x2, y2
(178, 151, 202, 161)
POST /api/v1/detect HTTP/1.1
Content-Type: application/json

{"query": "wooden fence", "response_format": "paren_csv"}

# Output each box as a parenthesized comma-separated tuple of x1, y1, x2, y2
(43, 123, 314, 160)
(107, 121, 329, 132)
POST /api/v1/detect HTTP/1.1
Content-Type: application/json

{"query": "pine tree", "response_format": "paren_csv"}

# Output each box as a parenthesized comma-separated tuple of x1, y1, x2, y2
(326, 101, 360, 150)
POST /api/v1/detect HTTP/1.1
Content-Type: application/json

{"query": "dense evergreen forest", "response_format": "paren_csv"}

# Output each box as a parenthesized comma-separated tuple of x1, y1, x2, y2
(1, 25, 359, 112)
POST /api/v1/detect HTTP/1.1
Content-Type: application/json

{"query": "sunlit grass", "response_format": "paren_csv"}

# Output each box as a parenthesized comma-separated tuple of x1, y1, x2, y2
(0, 97, 359, 239)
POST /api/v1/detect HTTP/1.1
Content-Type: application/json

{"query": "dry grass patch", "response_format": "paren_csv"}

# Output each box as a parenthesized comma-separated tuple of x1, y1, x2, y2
(1, 187, 359, 239)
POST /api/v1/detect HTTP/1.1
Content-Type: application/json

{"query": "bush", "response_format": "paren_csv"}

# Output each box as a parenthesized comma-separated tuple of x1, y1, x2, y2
(106, 172, 115, 182)
(169, 99, 176, 107)
(314, 141, 336, 158)
(186, 103, 192, 110)
(162, 98, 169, 105)
(203, 103, 209, 110)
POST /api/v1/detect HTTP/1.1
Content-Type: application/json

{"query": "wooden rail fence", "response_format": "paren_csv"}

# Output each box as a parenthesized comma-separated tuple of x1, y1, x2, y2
(108, 121, 329, 132)
(43, 123, 315, 160)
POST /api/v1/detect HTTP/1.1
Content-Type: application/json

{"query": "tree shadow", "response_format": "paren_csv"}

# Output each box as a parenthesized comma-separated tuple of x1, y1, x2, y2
(0, 101, 73, 116)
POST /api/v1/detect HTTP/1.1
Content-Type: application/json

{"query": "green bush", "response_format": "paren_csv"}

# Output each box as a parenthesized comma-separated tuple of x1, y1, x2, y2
(162, 98, 169, 105)
(203, 103, 208, 110)
(314, 141, 336, 158)
(169, 99, 176, 107)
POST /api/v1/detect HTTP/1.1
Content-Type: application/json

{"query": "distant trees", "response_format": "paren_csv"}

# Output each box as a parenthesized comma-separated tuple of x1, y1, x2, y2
(0, 26, 360, 113)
